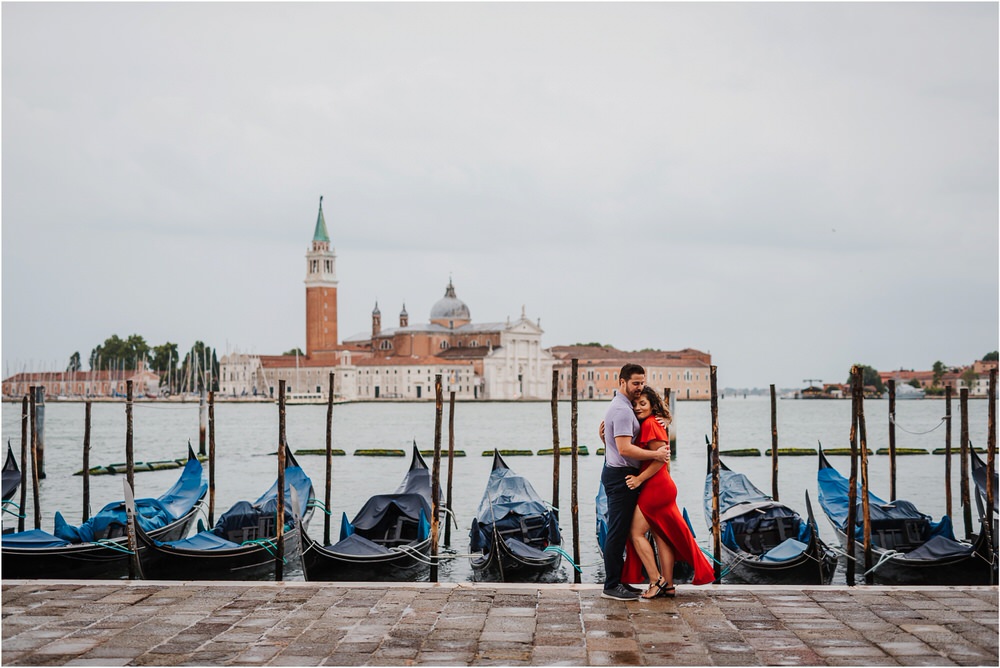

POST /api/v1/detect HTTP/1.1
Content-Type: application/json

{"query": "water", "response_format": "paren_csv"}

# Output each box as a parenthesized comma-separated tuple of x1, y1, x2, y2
(2, 396, 993, 583)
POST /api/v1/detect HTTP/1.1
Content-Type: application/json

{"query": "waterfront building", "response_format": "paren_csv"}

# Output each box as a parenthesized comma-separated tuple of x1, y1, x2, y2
(549, 346, 712, 401)
(1, 363, 160, 399)
(217, 198, 556, 400)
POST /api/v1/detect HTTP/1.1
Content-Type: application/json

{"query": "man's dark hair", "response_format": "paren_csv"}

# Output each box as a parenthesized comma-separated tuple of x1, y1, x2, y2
(619, 363, 645, 381)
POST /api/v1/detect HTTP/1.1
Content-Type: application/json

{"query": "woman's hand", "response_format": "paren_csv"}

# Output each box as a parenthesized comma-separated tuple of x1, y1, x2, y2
(625, 475, 641, 490)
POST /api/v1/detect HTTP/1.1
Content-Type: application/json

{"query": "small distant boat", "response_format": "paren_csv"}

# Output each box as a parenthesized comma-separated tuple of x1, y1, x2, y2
(817, 446, 993, 585)
(894, 384, 926, 399)
(469, 450, 562, 581)
(133, 448, 314, 580)
(1, 446, 206, 579)
(282, 392, 328, 405)
(301, 444, 434, 581)
(704, 452, 837, 585)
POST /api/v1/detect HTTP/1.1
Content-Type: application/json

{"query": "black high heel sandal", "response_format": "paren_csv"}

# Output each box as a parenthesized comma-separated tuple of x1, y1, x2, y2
(641, 577, 668, 600)
(656, 584, 676, 599)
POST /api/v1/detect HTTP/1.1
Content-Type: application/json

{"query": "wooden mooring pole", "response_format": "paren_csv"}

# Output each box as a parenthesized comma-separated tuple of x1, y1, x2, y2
(325, 372, 334, 546)
(858, 379, 873, 585)
(945, 386, 953, 518)
(960, 388, 972, 539)
(275, 380, 286, 581)
(846, 366, 860, 586)
(126, 380, 135, 580)
(888, 380, 897, 500)
(710, 366, 721, 583)
(550, 369, 560, 511)
(18, 395, 28, 533)
(430, 375, 443, 583)
(986, 368, 996, 577)
(571, 358, 581, 584)
(82, 402, 91, 522)
(199, 389, 207, 457)
(445, 390, 456, 548)
(208, 391, 216, 526)
(29, 388, 41, 530)
(770, 384, 779, 501)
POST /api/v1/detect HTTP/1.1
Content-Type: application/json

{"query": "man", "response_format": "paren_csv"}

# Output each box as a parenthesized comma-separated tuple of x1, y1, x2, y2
(600, 363, 671, 600)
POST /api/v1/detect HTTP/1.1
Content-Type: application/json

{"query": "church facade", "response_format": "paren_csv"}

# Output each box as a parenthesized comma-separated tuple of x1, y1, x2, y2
(218, 199, 556, 401)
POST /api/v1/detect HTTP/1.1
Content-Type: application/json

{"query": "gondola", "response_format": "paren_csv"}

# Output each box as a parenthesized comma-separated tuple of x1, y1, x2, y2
(595, 480, 696, 584)
(301, 444, 434, 581)
(2, 442, 19, 502)
(817, 445, 993, 585)
(2, 443, 22, 535)
(1, 445, 206, 579)
(469, 450, 562, 581)
(704, 451, 838, 584)
(133, 448, 314, 580)
(968, 447, 997, 558)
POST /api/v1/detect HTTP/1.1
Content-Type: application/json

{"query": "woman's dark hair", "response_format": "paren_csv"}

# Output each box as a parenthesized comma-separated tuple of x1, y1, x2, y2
(640, 386, 670, 420)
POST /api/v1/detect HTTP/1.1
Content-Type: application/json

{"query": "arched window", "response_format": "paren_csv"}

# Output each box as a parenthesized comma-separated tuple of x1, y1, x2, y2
(440, 340, 449, 350)
(470, 340, 478, 347)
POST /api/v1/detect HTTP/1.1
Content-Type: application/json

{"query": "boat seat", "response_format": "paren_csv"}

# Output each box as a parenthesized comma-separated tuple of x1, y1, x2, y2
(870, 518, 929, 552)
(736, 516, 799, 555)
(518, 515, 549, 548)
(229, 516, 276, 544)
(373, 516, 419, 548)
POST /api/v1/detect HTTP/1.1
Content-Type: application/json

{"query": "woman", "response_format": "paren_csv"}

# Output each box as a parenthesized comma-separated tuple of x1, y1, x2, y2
(622, 387, 714, 598)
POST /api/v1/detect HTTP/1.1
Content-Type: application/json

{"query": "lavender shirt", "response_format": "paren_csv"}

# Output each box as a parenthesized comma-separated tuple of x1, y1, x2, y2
(603, 391, 640, 468)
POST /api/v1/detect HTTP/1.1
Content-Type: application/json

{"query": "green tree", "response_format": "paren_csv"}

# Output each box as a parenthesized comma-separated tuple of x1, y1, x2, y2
(283, 348, 305, 356)
(89, 334, 151, 371)
(66, 352, 81, 372)
(908, 379, 921, 389)
(983, 351, 998, 362)
(961, 367, 979, 391)
(150, 343, 180, 393)
(932, 360, 945, 387)
(846, 364, 885, 394)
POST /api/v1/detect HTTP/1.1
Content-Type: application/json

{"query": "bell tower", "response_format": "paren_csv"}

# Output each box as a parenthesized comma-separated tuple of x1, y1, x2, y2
(305, 196, 338, 357)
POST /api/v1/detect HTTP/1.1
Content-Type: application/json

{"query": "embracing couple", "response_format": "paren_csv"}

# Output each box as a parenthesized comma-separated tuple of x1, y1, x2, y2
(600, 363, 715, 601)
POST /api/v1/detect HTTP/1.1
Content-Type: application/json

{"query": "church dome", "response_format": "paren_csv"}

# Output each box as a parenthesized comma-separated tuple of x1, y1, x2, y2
(430, 279, 471, 323)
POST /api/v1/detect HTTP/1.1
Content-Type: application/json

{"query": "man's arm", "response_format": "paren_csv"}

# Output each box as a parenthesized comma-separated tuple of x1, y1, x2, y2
(615, 434, 669, 463)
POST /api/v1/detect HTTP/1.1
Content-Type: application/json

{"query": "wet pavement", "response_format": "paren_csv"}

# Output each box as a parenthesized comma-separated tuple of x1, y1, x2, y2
(1, 581, 997, 666)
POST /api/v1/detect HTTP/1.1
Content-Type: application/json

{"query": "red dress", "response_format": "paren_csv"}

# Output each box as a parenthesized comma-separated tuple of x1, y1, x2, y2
(621, 418, 715, 586)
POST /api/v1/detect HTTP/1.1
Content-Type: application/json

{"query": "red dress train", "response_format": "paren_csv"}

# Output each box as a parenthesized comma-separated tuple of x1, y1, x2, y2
(621, 418, 715, 586)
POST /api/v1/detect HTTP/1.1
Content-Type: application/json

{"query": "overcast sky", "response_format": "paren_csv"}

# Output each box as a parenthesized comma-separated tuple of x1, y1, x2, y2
(2, 2, 997, 389)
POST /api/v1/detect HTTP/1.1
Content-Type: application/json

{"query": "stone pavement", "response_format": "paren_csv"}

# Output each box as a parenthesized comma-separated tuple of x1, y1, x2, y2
(1, 581, 997, 666)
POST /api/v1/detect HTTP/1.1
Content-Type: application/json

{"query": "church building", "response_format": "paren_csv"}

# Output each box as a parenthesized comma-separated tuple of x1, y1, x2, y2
(218, 198, 555, 401)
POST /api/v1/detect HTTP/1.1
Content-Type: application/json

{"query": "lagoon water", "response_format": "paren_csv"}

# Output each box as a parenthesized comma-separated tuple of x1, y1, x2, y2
(2, 396, 993, 584)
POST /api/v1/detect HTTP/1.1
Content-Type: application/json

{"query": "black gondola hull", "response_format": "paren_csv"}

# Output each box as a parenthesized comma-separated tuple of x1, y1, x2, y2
(716, 534, 837, 585)
(1, 505, 199, 579)
(470, 531, 562, 582)
(300, 530, 431, 581)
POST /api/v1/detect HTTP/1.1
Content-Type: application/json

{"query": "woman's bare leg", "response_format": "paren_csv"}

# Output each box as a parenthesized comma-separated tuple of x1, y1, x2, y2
(629, 508, 663, 598)
(653, 533, 676, 588)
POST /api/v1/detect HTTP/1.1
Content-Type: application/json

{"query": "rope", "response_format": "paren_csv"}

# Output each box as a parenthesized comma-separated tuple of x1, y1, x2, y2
(307, 499, 333, 516)
(863, 549, 900, 576)
(241, 537, 285, 562)
(2, 500, 25, 519)
(888, 413, 947, 436)
(93, 539, 134, 554)
(543, 545, 582, 573)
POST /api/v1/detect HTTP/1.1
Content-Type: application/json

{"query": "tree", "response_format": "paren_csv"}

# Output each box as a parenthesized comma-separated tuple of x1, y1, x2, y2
(932, 360, 945, 387)
(908, 379, 921, 389)
(66, 352, 81, 372)
(961, 367, 979, 391)
(283, 348, 305, 356)
(178, 342, 219, 393)
(983, 351, 999, 362)
(89, 334, 151, 371)
(150, 343, 179, 393)
(846, 364, 885, 394)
